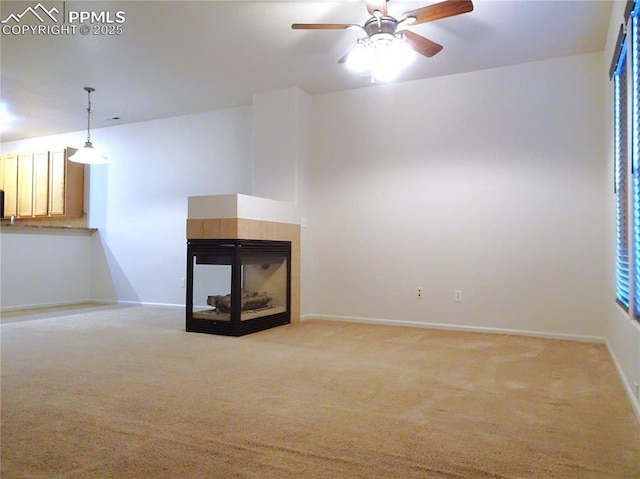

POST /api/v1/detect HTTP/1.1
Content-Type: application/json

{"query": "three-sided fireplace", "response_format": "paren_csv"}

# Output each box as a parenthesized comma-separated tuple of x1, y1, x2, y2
(186, 239, 291, 336)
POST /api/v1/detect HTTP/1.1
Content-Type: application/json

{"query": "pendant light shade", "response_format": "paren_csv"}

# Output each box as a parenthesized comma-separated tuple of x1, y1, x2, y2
(69, 141, 106, 164)
(69, 87, 107, 165)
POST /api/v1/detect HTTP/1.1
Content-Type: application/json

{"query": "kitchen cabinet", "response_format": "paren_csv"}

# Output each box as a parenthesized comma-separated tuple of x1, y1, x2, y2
(33, 151, 50, 217)
(1, 154, 18, 218)
(17, 152, 34, 217)
(1, 148, 84, 220)
(49, 148, 83, 218)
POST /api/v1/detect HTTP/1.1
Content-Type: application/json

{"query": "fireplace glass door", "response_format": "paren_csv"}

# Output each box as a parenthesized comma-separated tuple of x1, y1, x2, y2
(186, 239, 291, 336)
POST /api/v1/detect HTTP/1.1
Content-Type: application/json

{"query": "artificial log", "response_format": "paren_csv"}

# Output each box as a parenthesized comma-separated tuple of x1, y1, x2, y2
(207, 290, 272, 312)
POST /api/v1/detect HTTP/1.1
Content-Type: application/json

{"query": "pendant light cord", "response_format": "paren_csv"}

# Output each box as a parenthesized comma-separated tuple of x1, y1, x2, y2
(86, 88, 92, 144)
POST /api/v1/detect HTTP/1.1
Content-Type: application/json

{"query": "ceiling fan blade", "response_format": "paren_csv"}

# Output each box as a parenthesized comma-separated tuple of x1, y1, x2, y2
(402, 30, 443, 58)
(365, 0, 388, 16)
(403, 0, 473, 26)
(291, 23, 355, 30)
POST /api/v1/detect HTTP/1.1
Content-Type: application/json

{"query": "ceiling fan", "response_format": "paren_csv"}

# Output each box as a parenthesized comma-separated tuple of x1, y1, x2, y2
(292, 0, 473, 81)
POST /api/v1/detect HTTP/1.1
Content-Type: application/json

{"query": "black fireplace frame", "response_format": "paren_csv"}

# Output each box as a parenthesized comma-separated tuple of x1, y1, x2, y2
(186, 239, 292, 336)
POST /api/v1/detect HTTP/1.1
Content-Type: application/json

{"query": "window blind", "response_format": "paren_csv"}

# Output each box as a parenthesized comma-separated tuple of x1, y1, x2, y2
(615, 39, 630, 309)
(633, 12, 640, 318)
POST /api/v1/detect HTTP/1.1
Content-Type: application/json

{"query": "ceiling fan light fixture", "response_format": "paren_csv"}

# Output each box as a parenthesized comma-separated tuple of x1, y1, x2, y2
(349, 35, 415, 83)
(68, 87, 107, 165)
(372, 58, 401, 82)
(388, 36, 415, 67)
(346, 41, 373, 72)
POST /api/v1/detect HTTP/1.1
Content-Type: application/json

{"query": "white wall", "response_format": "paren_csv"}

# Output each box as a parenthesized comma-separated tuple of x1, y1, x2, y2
(252, 87, 311, 205)
(0, 230, 92, 310)
(305, 52, 608, 340)
(603, 1, 640, 418)
(1, 106, 253, 308)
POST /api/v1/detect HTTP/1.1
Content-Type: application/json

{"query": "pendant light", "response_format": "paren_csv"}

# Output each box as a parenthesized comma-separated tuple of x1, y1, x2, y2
(69, 87, 107, 165)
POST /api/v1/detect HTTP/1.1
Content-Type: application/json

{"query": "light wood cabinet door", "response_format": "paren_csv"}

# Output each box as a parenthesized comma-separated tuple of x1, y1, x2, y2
(62, 147, 84, 218)
(49, 149, 83, 218)
(49, 150, 66, 216)
(0, 155, 4, 217)
(2, 154, 17, 218)
(17, 152, 34, 217)
(33, 151, 50, 217)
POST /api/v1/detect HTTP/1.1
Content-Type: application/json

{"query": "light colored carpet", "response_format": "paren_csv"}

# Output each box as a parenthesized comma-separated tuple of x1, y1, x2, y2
(1, 306, 638, 478)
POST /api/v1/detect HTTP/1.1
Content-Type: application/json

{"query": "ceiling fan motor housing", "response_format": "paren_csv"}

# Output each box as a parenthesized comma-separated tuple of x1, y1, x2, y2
(364, 16, 398, 37)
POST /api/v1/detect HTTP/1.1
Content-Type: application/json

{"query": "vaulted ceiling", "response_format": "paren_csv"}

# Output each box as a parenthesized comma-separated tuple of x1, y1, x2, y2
(1, 0, 613, 143)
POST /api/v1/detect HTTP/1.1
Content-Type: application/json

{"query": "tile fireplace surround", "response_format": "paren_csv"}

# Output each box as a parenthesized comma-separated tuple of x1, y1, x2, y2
(186, 194, 301, 333)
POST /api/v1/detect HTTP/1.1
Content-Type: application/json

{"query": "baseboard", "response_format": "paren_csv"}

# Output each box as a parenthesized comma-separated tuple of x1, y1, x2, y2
(116, 300, 184, 309)
(1, 299, 115, 313)
(605, 339, 640, 424)
(1, 299, 185, 314)
(301, 314, 606, 343)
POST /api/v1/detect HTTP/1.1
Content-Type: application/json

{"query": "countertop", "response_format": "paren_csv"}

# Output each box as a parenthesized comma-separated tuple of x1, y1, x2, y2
(0, 222, 98, 234)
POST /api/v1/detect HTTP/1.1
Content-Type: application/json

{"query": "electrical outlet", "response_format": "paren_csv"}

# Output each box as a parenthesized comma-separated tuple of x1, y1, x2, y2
(416, 287, 423, 299)
(454, 290, 463, 302)
(179, 277, 185, 288)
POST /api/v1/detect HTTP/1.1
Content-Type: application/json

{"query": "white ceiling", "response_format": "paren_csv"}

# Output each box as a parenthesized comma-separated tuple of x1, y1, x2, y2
(1, 0, 614, 143)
